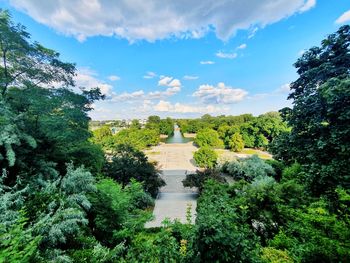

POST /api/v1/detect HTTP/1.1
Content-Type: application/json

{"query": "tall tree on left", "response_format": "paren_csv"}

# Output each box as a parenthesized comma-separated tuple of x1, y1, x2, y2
(0, 9, 75, 96)
(0, 9, 105, 182)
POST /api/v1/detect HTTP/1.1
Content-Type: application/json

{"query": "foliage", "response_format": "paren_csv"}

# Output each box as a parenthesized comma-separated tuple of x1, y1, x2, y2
(228, 132, 244, 152)
(271, 25, 350, 195)
(0, 9, 75, 96)
(194, 180, 261, 262)
(193, 147, 218, 168)
(260, 247, 293, 263)
(0, 213, 40, 263)
(194, 128, 223, 148)
(224, 155, 275, 182)
(159, 118, 174, 136)
(113, 128, 159, 150)
(104, 144, 165, 197)
(182, 168, 226, 193)
(178, 112, 288, 150)
(88, 178, 151, 247)
(269, 200, 350, 262)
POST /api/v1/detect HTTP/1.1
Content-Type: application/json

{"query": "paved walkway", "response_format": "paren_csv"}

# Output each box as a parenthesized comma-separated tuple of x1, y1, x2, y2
(145, 143, 198, 227)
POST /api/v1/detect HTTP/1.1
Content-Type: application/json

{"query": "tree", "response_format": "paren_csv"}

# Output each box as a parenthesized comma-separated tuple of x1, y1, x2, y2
(104, 144, 165, 197)
(0, 10, 75, 97)
(272, 25, 350, 194)
(88, 178, 151, 247)
(228, 132, 244, 152)
(194, 128, 223, 148)
(159, 118, 174, 136)
(194, 180, 261, 262)
(130, 119, 141, 129)
(193, 147, 218, 168)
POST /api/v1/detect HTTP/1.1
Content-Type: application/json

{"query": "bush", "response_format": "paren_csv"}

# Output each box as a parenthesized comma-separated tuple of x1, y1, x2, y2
(182, 169, 226, 193)
(193, 147, 218, 168)
(226, 155, 275, 182)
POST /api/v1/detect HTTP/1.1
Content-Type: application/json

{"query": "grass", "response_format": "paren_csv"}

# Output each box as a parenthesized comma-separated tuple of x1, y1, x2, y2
(147, 151, 161, 155)
(214, 148, 272, 159)
(238, 148, 272, 159)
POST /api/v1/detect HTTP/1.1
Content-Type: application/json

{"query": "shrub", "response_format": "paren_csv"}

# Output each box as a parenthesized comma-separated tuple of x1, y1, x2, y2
(182, 169, 226, 193)
(193, 147, 218, 168)
(226, 155, 275, 182)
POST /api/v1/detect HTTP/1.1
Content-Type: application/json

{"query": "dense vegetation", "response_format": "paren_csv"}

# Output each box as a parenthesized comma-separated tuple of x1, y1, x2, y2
(1, 9, 349, 263)
(91, 115, 174, 151)
(178, 111, 288, 150)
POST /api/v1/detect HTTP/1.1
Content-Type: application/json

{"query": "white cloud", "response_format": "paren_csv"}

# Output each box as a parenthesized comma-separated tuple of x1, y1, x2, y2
(237, 43, 247, 49)
(193, 82, 248, 104)
(9, 0, 316, 42)
(148, 86, 181, 99)
(299, 0, 316, 13)
(153, 100, 224, 113)
(143, 71, 157, 79)
(335, 10, 350, 24)
(183, 75, 199, 80)
(158, 76, 182, 88)
(75, 68, 113, 97)
(112, 90, 145, 101)
(200, 61, 215, 65)
(158, 76, 173, 86)
(168, 79, 181, 87)
(216, 51, 238, 59)
(108, 75, 120, 81)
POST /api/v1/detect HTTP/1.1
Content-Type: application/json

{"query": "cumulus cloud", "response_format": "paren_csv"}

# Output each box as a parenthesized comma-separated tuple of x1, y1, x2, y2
(158, 76, 173, 86)
(335, 10, 350, 24)
(148, 86, 181, 99)
(75, 68, 114, 97)
(153, 100, 224, 113)
(108, 75, 120, 81)
(143, 71, 157, 79)
(9, 0, 316, 42)
(158, 76, 182, 88)
(200, 61, 215, 65)
(216, 51, 237, 59)
(237, 43, 247, 49)
(193, 82, 248, 104)
(183, 75, 199, 80)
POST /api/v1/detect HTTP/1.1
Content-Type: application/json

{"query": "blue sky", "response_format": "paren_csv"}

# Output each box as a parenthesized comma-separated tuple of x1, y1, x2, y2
(1, 0, 350, 120)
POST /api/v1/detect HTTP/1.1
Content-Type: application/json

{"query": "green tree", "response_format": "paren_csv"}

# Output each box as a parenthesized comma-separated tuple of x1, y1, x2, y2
(193, 147, 218, 168)
(104, 144, 165, 197)
(0, 10, 75, 97)
(88, 178, 151, 247)
(272, 25, 350, 194)
(228, 132, 244, 152)
(194, 128, 223, 148)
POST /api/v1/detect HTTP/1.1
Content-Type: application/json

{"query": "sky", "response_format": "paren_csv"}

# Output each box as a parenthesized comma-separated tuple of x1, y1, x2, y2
(1, 0, 350, 120)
